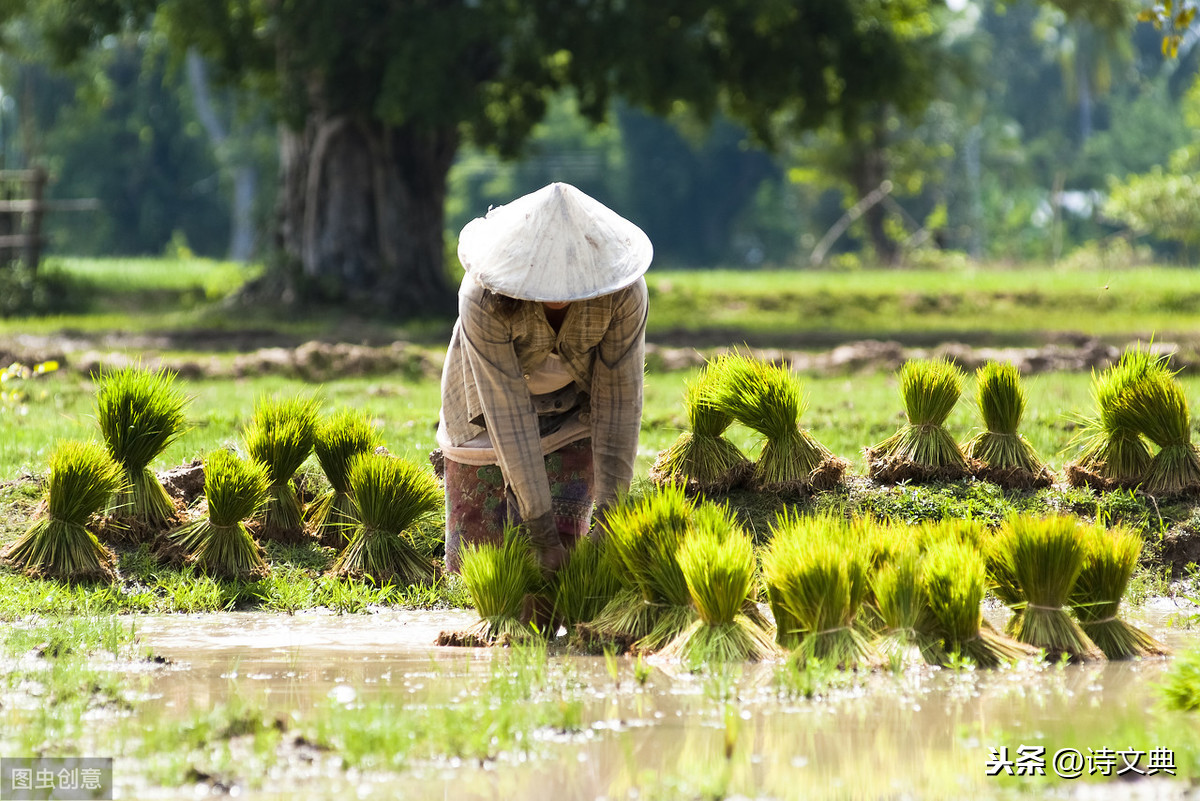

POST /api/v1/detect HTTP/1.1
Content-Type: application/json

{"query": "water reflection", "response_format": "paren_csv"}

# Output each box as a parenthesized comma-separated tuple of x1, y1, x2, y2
(126, 607, 1199, 800)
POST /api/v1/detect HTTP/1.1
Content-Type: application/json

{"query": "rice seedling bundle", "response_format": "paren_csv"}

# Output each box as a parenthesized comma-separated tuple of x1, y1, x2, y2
(762, 514, 873, 667)
(872, 548, 944, 664)
(244, 394, 322, 540)
(705, 354, 844, 492)
(1070, 526, 1168, 659)
(2, 440, 124, 582)
(649, 370, 752, 492)
(458, 529, 543, 645)
(331, 453, 441, 586)
(310, 408, 383, 546)
(551, 534, 624, 630)
(964, 362, 1052, 488)
(661, 509, 778, 664)
(922, 537, 1033, 668)
(981, 528, 1024, 634)
(866, 358, 969, 484)
(1113, 369, 1200, 496)
(589, 486, 698, 650)
(94, 365, 190, 530)
(1067, 346, 1168, 489)
(760, 512, 847, 648)
(170, 449, 271, 579)
(993, 516, 1102, 662)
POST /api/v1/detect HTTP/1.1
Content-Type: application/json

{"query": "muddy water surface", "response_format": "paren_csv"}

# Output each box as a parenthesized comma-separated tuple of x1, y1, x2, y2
(125, 606, 1200, 801)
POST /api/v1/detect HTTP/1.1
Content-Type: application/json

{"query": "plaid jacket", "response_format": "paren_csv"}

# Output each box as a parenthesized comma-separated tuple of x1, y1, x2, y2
(440, 274, 647, 521)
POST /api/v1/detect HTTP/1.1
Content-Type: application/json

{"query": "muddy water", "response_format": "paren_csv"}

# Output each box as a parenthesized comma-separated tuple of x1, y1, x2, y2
(125, 605, 1200, 801)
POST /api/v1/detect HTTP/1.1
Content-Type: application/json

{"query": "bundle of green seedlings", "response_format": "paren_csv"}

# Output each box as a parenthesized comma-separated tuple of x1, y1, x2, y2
(661, 507, 778, 665)
(169, 449, 271, 579)
(922, 536, 1034, 668)
(991, 515, 1102, 662)
(1066, 346, 1168, 490)
(649, 367, 752, 492)
(94, 365, 190, 533)
(330, 453, 441, 586)
(761, 513, 841, 650)
(310, 408, 383, 547)
(1070, 526, 1168, 659)
(550, 534, 624, 637)
(963, 362, 1053, 489)
(866, 358, 970, 484)
(705, 353, 845, 492)
(451, 528, 544, 646)
(870, 546, 945, 665)
(588, 485, 698, 651)
(982, 527, 1026, 636)
(243, 393, 322, 541)
(762, 512, 873, 667)
(1113, 366, 1200, 496)
(2, 440, 125, 582)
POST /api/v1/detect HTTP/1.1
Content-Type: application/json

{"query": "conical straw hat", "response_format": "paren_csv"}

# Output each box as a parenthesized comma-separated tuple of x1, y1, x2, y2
(457, 182, 653, 302)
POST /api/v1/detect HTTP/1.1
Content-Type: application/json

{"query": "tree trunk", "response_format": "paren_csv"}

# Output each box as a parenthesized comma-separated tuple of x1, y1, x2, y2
(850, 112, 900, 267)
(276, 115, 458, 316)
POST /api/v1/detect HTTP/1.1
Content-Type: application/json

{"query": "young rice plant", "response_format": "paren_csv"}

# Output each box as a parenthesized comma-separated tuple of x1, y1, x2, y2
(2, 440, 125, 582)
(331, 453, 441, 586)
(170, 449, 271, 580)
(244, 393, 322, 541)
(310, 408, 383, 546)
(867, 358, 969, 484)
(963, 362, 1052, 488)
(94, 365, 190, 531)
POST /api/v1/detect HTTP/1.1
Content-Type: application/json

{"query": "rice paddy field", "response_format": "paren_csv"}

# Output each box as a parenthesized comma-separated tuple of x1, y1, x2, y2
(3, 256, 1200, 800)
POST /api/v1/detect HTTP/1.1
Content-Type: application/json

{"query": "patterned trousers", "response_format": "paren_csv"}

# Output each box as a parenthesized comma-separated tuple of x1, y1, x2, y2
(442, 438, 594, 573)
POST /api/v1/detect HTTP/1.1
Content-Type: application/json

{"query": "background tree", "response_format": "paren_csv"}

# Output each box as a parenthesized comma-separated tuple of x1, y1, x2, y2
(35, 0, 952, 315)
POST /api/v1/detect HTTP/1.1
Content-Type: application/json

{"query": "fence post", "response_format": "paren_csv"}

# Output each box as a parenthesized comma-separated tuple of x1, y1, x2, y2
(23, 166, 47, 275)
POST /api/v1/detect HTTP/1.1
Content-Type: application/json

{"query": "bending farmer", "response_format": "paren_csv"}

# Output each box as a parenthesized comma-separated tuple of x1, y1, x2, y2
(437, 182, 651, 573)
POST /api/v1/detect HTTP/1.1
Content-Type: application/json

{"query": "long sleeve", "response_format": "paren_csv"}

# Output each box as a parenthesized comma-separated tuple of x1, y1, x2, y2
(590, 277, 648, 507)
(458, 289, 554, 521)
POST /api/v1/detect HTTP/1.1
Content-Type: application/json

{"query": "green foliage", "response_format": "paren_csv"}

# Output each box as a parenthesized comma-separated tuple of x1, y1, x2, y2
(922, 535, 1030, 668)
(332, 453, 441, 586)
(1114, 368, 1200, 495)
(762, 513, 872, 667)
(965, 362, 1048, 478)
(1160, 645, 1200, 712)
(705, 354, 836, 488)
(314, 408, 382, 494)
(669, 512, 776, 664)
(993, 515, 1100, 661)
(1070, 345, 1169, 484)
(200, 449, 271, 527)
(459, 530, 542, 644)
(2, 440, 124, 582)
(310, 409, 384, 544)
(243, 393, 321, 535)
(1105, 167, 1200, 253)
(651, 369, 751, 491)
(550, 535, 621, 629)
(1071, 526, 1168, 659)
(171, 449, 270, 580)
(95, 365, 190, 526)
(868, 358, 968, 479)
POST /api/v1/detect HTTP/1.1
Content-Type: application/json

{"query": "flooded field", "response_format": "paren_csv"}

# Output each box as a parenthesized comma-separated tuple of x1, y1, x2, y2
(112, 604, 1200, 801)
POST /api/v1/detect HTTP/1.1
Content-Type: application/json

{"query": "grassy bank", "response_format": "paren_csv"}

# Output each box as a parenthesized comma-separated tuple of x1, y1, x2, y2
(9, 257, 1200, 348)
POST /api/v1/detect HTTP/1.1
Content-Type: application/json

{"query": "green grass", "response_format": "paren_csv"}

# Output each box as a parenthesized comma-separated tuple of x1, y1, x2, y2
(644, 265, 1200, 342)
(15, 258, 1200, 346)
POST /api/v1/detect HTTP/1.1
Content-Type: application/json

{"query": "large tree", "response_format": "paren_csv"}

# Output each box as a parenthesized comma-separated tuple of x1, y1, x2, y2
(39, 1, 955, 313)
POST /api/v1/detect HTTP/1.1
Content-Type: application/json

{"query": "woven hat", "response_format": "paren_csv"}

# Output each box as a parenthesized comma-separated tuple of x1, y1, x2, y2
(457, 182, 653, 302)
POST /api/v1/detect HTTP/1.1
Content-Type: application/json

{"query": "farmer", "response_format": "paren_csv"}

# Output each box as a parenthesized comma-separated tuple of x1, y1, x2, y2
(437, 182, 652, 574)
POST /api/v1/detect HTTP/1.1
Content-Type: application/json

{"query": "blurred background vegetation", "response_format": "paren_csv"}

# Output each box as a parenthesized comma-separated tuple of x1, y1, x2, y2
(0, 0, 1198, 293)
